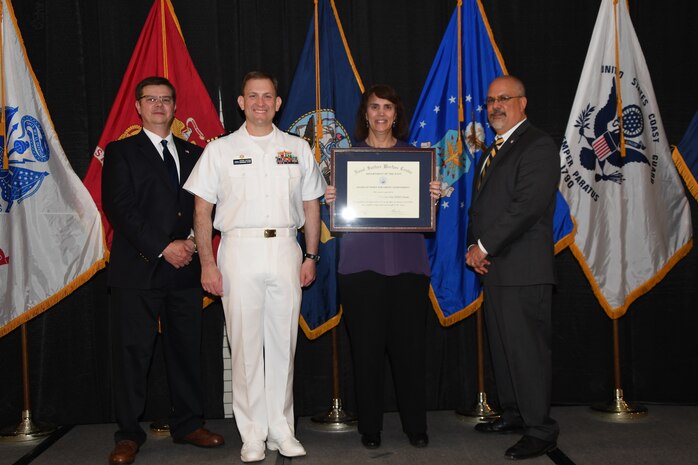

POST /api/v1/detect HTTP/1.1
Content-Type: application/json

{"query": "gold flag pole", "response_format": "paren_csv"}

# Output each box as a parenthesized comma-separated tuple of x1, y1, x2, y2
(591, 318, 647, 419)
(452, 0, 497, 423)
(612, 0, 626, 159)
(310, 324, 357, 431)
(1, 0, 6, 170)
(456, 0, 464, 153)
(456, 306, 499, 421)
(308, 0, 355, 431)
(313, 0, 323, 163)
(0, 325, 57, 441)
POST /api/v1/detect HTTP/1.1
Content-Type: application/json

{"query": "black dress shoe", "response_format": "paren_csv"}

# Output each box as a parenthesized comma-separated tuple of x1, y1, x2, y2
(361, 433, 381, 449)
(474, 419, 524, 434)
(505, 435, 556, 460)
(407, 432, 429, 448)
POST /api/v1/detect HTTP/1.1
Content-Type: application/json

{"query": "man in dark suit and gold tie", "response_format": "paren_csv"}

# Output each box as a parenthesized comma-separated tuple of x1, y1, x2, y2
(466, 75, 560, 460)
(102, 76, 223, 465)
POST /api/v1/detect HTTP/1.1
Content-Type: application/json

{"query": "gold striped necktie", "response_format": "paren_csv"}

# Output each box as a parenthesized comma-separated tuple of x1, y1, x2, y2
(477, 135, 503, 191)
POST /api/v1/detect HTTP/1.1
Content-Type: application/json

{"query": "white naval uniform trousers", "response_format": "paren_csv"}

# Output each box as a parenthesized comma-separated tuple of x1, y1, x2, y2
(183, 123, 326, 444)
(220, 229, 302, 443)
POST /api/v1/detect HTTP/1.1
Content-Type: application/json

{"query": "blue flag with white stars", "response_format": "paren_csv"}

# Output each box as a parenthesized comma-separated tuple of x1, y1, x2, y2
(409, 0, 573, 325)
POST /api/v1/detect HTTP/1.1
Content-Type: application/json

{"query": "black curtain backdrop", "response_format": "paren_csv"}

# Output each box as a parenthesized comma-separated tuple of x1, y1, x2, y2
(1, 0, 697, 427)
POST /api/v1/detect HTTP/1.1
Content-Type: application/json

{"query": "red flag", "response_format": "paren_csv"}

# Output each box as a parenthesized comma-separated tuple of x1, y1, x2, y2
(83, 0, 224, 248)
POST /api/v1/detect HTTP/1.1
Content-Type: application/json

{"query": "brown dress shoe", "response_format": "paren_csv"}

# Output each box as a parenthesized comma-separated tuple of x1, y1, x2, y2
(109, 440, 139, 465)
(173, 427, 225, 448)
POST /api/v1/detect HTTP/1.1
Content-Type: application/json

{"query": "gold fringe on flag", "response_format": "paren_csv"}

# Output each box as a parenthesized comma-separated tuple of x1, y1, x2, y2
(672, 146, 698, 202)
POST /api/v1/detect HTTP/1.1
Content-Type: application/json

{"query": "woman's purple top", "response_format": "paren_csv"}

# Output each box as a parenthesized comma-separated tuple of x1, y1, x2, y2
(337, 140, 431, 277)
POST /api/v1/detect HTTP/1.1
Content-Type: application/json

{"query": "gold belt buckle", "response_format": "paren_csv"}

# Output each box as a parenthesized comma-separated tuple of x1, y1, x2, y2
(264, 229, 276, 238)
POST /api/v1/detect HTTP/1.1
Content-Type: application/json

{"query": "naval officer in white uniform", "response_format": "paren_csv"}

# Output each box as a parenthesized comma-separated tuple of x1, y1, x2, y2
(184, 71, 325, 463)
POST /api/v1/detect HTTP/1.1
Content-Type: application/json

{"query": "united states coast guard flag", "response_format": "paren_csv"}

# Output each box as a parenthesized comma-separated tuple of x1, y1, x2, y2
(278, 0, 363, 339)
(672, 110, 698, 203)
(0, 0, 106, 337)
(559, 0, 692, 318)
(409, 0, 574, 325)
(83, 0, 224, 249)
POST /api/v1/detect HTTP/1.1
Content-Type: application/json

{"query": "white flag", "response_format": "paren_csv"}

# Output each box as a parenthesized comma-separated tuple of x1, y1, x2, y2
(0, 0, 106, 336)
(559, 0, 692, 318)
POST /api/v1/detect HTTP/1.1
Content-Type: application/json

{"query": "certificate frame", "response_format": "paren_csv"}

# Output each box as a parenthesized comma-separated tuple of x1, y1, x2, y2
(329, 147, 436, 232)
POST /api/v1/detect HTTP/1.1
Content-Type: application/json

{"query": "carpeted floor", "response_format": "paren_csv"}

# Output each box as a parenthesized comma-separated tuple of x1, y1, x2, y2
(1, 406, 696, 465)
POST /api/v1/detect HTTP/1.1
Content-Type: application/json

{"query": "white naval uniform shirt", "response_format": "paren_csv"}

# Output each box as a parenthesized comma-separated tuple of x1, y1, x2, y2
(183, 123, 326, 231)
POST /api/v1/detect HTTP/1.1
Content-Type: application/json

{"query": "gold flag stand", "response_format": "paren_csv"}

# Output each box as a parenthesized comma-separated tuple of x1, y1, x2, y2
(591, 319, 647, 419)
(310, 327, 357, 431)
(149, 419, 170, 434)
(456, 308, 499, 422)
(0, 324, 57, 442)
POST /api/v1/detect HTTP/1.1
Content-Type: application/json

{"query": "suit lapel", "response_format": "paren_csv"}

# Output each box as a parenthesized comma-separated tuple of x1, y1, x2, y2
(475, 121, 531, 195)
(174, 136, 199, 186)
(473, 140, 497, 200)
(173, 136, 196, 186)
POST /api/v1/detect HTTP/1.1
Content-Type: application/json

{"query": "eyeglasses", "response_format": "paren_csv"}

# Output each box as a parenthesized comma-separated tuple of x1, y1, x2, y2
(138, 95, 174, 105)
(485, 95, 524, 105)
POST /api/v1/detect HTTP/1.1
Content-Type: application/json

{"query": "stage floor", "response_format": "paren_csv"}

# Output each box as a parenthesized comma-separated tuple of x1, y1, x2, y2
(1, 406, 695, 465)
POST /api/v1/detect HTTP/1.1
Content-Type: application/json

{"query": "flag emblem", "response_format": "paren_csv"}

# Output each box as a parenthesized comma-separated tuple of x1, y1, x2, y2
(0, 107, 51, 212)
(171, 116, 206, 143)
(572, 78, 649, 185)
(464, 121, 487, 158)
(287, 109, 350, 179)
(591, 132, 615, 161)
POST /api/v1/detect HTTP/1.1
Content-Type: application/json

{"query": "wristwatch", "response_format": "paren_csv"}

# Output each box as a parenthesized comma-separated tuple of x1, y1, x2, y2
(187, 234, 197, 252)
(303, 252, 320, 263)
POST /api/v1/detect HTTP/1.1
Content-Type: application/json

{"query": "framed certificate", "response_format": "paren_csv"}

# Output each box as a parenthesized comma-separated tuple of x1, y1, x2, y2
(329, 147, 436, 232)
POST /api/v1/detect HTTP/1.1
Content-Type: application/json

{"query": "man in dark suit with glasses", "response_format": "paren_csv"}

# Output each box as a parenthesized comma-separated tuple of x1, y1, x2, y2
(466, 75, 560, 461)
(103, 76, 223, 465)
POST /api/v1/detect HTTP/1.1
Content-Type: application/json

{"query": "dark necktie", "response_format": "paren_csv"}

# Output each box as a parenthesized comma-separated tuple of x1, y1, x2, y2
(477, 135, 504, 191)
(161, 140, 179, 189)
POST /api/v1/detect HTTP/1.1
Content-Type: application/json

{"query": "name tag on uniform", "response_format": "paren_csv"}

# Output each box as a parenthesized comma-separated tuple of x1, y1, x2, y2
(276, 151, 299, 164)
(233, 155, 252, 165)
